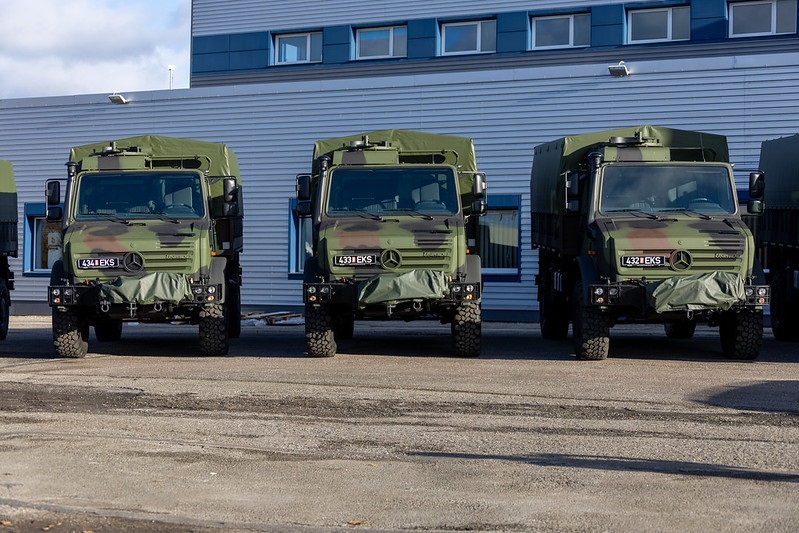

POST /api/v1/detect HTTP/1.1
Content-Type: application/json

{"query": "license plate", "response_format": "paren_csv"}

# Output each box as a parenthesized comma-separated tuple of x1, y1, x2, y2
(621, 255, 667, 267)
(77, 257, 120, 269)
(333, 254, 378, 266)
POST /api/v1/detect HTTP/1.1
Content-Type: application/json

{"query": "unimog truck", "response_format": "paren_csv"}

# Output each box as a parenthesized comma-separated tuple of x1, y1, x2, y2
(295, 129, 487, 358)
(531, 125, 768, 360)
(46, 136, 243, 357)
(0, 160, 17, 340)
(756, 133, 799, 340)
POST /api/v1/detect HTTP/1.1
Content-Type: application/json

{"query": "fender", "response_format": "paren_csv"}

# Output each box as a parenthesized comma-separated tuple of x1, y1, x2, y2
(465, 255, 481, 285)
(209, 256, 228, 301)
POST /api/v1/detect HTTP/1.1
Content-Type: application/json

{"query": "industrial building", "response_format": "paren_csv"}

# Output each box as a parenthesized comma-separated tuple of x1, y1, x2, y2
(1, 0, 797, 319)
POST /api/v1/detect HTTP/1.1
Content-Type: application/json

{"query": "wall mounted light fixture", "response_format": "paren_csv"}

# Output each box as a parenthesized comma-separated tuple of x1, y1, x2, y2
(108, 93, 129, 104)
(608, 61, 630, 78)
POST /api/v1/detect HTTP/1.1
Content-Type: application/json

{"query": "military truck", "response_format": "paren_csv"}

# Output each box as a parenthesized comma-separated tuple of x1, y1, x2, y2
(295, 129, 487, 357)
(0, 160, 17, 340)
(756, 133, 799, 340)
(531, 125, 768, 360)
(46, 136, 243, 357)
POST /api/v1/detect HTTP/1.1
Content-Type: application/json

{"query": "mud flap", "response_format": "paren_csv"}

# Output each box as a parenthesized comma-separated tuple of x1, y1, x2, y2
(356, 270, 447, 309)
(646, 271, 745, 313)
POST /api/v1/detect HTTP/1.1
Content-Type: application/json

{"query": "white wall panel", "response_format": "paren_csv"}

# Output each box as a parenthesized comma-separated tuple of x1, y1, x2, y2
(2, 52, 799, 316)
(193, 0, 626, 35)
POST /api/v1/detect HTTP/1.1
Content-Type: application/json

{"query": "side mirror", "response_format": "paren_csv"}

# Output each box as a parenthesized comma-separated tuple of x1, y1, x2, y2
(471, 199, 486, 215)
(747, 199, 764, 215)
(472, 173, 486, 199)
(565, 171, 580, 212)
(294, 201, 312, 217)
(46, 179, 61, 206)
(749, 171, 765, 199)
(296, 174, 312, 201)
(46, 206, 63, 222)
(223, 177, 238, 202)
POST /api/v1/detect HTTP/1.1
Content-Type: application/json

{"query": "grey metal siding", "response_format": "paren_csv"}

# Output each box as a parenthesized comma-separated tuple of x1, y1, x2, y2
(2, 51, 799, 316)
(192, 0, 626, 36)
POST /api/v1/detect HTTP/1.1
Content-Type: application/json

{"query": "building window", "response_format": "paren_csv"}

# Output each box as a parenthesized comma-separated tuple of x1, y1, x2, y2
(729, 0, 797, 37)
(531, 13, 591, 49)
(441, 20, 496, 55)
(356, 26, 407, 59)
(628, 6, 690, 43)
(479, 194, 520, 281)
(288, 199, 313, 278)
(275, 32, 322, 64)
(23, 203, 62, 276)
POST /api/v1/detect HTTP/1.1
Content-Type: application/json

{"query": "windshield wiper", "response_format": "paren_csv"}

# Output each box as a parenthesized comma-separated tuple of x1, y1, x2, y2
(103, 216, 132, 225)
(394, 209, 434, 220)
(359, 212, 384, 221)
(603, 208, 663, 221)
(661, 208, 712, 220)
(151, 212, 181, 224)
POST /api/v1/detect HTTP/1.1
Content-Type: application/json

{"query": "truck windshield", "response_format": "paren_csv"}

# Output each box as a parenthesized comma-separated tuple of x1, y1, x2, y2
(599, 164, 736, 215)
(326, 167, 459, 216)
(75, 172, 205, 219)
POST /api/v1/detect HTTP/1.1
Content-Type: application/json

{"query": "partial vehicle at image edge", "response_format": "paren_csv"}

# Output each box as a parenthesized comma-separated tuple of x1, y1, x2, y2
(45, 136, 243, 358)
(295, 129, 487, 357)
(0, 160, 18, 341)
(530, 125, 768, 360)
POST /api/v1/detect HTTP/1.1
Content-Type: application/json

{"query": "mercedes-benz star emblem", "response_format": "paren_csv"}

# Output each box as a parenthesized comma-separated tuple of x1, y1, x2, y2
(670, 250, 692, 271)
(122, 252, 145, 273)
(380, 249, 402, 269)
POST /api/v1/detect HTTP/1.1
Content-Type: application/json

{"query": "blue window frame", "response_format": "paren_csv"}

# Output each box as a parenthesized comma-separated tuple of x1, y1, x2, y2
(23, 202, 62, 277)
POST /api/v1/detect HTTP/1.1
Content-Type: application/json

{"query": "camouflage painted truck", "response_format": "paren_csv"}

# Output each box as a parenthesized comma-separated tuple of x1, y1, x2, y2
(0, 161, 17, 340)
(531, 125, 769, 360)
(295, 129, 487, 357)
(45, 136, 243, 357)
(756, 133, 799, 340)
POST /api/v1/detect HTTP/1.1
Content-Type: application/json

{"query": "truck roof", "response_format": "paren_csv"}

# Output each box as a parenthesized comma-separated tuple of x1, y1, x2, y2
(313, 129, 478, 174)
(534, 125, 729, 175)
(69, 135, 240, 178)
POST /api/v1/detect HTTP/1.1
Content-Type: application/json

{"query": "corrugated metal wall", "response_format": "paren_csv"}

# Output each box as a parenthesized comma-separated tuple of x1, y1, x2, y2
(1, 52, 799, 315)
(192, 0, 625, 35)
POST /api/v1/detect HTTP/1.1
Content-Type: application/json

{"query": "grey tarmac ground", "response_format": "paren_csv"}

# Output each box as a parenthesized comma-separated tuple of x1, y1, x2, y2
(0, 315, 797, 533)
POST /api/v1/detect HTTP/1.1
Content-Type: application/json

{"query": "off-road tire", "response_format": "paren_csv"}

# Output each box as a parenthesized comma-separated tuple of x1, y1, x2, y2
(572, 282, 610, 360)
(769, 270, 799, 341)
(540, 287, 570, 340)
(199, 304, 229, 356)
(664, 320, 696, 340)
(452, 302, 481, 358)
(0, 280, 9, 341)
(305, 304, 336, 358)
(94, 319, 123, 342)
(719, 308, 763, 360)
(53, 308, 89, 358)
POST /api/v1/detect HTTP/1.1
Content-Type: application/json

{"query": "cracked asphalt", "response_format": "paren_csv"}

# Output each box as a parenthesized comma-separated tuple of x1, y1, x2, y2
(0, 315, 797, 532)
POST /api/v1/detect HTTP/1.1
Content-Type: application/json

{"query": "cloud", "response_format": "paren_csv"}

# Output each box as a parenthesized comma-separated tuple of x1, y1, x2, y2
(0, 0, 191, 98)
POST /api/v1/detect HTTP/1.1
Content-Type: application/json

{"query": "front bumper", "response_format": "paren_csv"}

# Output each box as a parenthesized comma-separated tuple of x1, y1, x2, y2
(303, 280, 480, 305)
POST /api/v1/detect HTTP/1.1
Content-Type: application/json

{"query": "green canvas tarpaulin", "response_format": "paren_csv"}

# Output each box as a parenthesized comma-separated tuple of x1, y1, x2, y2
(100, 272, 194, 305)
(357, 269, 447, 308)
(646, 271, 745, 313)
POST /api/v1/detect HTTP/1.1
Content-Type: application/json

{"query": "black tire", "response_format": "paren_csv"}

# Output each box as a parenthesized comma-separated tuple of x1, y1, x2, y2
(332, 307, 354, 340)
(770, 270, 799, 341)
(0, 279, 9, 341)
(572, 281, 610, 360)
(306, 304, 336, 357)
(719, 308, 763, 360)
(53, 308, 89, 358)
(540, 287, 569, 340)
(227, 280, 241, 339)
(664, 320, 696, 340)
(452, 302, 481, 358)
(94, 318, 123, 342)
(199, 304, 229, 356)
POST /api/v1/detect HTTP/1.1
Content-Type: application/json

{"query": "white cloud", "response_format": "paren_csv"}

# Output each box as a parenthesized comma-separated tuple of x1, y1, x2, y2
(0, 0, 191, 99)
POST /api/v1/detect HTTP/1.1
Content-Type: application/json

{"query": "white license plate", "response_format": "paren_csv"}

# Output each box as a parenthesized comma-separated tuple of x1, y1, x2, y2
(333, 254, 378, 266)
(621, 255, 667, 267)
(77, 257, 120, 269)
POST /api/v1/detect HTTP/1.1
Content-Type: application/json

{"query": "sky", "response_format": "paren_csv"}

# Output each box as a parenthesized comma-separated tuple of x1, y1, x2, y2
(0, 0, 191, 100)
